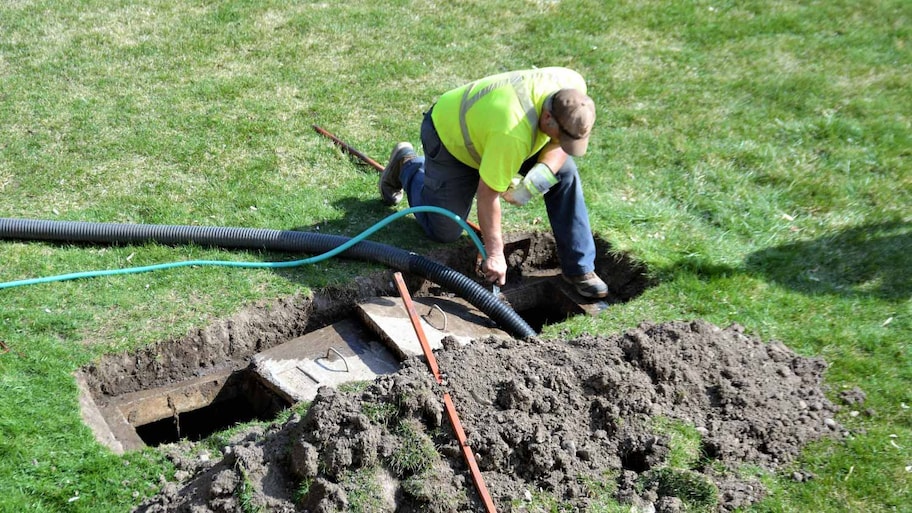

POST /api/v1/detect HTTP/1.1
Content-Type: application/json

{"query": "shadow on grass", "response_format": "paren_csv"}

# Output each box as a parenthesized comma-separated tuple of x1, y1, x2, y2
(744, 220, 911, 301)
(269, 196, 439, 286)
(289, 196, 430, 247)
(284, 198, 910, 303)
(659, 220, 911, 301)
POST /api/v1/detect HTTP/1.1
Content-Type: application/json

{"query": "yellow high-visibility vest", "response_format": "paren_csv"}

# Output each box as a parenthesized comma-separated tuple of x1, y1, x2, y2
(431, 67, 587, 192)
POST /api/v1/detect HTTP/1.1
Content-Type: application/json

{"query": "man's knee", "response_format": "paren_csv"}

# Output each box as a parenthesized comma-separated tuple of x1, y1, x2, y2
(426, 219, 464, 243)
(557, 156, 578, 176)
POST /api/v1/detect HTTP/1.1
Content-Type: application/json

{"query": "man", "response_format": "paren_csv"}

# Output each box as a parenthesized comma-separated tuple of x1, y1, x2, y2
(379, 67, 608, 299)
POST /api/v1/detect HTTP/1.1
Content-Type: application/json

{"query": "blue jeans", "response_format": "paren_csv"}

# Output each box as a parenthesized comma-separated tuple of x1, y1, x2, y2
(399, 109, 597, 276)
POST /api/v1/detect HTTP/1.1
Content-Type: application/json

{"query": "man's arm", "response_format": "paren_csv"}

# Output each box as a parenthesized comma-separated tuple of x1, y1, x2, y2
(475, 139, 566, 285)
(476, 179, 507, 286)
(537, 140, 568, 174)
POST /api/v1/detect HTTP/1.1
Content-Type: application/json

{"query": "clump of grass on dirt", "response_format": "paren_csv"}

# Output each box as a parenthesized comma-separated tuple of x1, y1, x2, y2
(235, 467, 264, 513)
(337, 466, 390, 513)
(651, 417, 704, 470)
(362, 400, 399, 427)
(640, 467, 719, 511)
(387, 418, 438, 478)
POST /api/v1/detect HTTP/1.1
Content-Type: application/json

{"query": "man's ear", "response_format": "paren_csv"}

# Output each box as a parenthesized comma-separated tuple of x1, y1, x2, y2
(541, 109, 557, 130)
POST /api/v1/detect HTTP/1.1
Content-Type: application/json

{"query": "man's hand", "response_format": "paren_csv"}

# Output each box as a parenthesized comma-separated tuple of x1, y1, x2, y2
(501, 176, 531, 206)
(501, 163, 558, 206)
(482, 252, 507, 286)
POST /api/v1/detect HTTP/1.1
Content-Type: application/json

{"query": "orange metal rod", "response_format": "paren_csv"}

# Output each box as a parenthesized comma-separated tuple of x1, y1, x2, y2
(392, 273, 497, 513)
(0, 340, 24, 357)
(443, 393, 496, 511)
(393, 272, 442, 383)
(312, 124, 385, 171)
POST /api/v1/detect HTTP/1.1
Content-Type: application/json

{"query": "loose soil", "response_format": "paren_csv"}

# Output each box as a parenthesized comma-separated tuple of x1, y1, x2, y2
(134, 319, 842, 512)
(79, 233, 841, 511)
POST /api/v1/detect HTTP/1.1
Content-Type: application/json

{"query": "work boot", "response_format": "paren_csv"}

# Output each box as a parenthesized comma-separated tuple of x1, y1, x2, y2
(562, 271, 609, 299)
(379, 142, 417, 205)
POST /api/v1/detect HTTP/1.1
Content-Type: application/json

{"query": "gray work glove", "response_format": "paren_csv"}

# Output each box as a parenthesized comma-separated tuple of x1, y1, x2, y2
(502, 163, 559, 206)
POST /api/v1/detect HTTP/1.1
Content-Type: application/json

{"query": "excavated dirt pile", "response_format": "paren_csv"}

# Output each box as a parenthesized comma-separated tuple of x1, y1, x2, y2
(136, 320, 841, 512)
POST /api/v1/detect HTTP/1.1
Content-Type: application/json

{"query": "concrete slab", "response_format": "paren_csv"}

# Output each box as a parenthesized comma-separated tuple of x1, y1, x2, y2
(75, 371, 128, 454)
(116, 369, 239, 427)
(357, 295, 511, 359)
(76, 368, 241, 453)
(252, 318, 400, 404)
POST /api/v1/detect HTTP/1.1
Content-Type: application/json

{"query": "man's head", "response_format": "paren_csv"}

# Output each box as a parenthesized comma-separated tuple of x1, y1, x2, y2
(544, 89, 596, 156)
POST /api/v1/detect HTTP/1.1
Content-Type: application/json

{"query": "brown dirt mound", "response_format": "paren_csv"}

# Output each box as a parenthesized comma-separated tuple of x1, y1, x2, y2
(135, 320, 841, 512)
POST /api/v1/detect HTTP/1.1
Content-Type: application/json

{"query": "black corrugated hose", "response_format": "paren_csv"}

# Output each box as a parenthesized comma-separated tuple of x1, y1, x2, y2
(0, 217, 536, 339)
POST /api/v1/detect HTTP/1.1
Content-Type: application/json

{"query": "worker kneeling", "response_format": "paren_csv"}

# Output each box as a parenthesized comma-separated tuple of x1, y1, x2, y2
(379, 67, 608, 299)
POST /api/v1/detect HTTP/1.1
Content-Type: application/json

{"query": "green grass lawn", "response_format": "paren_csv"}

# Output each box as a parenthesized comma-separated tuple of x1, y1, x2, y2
(1, 0, 909, 511)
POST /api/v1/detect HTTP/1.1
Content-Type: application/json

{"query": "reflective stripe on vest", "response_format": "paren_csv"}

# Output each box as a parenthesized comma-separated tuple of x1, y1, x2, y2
(458, 73, 542, 166)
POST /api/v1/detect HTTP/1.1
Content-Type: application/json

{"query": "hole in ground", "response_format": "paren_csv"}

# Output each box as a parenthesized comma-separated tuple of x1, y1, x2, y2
(134, 369, 290, 447)
(77, 231, 652, 452)
(509, 279, 593, 332)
